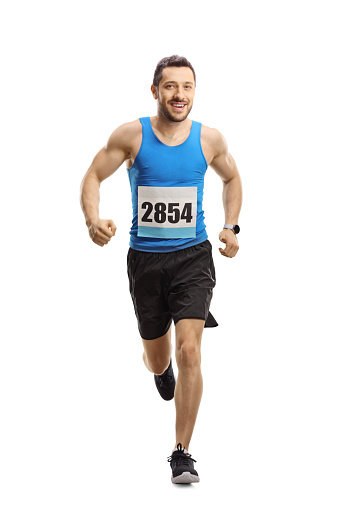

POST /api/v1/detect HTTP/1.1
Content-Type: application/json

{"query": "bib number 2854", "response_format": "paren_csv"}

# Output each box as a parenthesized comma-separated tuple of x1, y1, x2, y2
(137, 186, 197, 239)
(141, 201, 193, 224)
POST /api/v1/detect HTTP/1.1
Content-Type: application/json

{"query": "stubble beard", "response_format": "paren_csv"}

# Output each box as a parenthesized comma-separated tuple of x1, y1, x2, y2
(158, 100, 193, 123)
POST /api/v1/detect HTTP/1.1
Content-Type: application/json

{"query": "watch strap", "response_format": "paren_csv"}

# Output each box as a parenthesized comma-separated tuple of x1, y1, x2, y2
(223, 224, 240, 234)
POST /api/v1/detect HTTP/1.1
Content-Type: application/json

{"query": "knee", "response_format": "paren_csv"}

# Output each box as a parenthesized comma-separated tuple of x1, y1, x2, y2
(176, 339, 201, 370)
(146, 354, 171, 375)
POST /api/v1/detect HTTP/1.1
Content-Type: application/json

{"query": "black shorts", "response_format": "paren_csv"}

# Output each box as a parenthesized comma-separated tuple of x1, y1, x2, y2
(127, 239, 218, 340)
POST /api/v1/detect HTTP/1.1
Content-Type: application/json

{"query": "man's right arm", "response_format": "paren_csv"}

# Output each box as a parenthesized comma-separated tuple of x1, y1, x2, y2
(80, 122, 132, 247)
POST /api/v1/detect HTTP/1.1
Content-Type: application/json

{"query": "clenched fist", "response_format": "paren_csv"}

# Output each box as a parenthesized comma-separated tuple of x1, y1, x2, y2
(88, 218, 117, 247)
(218, 229, 239, 258)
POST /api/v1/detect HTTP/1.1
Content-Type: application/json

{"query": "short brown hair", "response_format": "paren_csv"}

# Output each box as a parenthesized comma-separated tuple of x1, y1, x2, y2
(153, 55, 196, 88)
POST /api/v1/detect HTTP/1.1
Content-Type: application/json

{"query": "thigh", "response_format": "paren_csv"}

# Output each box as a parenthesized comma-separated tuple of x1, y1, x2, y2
(127, 249, 172, 340)
(175, 319, 205, 349)
(168, 241, 216, 325)
(142, 324, 173, 363)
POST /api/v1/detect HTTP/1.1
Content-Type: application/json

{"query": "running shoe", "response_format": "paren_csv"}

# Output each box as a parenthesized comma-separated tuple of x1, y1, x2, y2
(167, 443, 200, 484)
(154, 359, 176, 401)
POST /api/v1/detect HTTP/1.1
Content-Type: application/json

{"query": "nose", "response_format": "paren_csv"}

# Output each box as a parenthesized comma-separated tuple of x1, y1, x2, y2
(173, 86, 186, 101)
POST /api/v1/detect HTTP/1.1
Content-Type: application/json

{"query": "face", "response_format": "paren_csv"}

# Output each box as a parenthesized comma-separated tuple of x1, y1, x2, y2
(151, 66, 195, 122)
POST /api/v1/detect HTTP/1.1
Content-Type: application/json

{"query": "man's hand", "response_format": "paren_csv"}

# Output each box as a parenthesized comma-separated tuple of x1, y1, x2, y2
(218, 229, 239, 258)
(87, 219, 117, 247)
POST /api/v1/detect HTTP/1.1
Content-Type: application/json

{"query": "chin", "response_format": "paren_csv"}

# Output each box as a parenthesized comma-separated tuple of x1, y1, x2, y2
(160, 104, 192, 122)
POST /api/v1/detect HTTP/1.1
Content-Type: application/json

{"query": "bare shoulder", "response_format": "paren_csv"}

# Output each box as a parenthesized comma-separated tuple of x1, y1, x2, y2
(200, 124, 228, 165)
(201, 124, 228, 155)
(106, 119, 142, 154)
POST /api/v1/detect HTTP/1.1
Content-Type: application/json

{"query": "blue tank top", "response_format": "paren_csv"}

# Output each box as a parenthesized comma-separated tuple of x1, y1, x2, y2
(126, 116, 208, 252)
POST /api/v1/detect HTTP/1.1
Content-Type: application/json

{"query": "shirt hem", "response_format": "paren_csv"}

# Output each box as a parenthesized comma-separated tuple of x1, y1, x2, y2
(129, 231, 208, 253)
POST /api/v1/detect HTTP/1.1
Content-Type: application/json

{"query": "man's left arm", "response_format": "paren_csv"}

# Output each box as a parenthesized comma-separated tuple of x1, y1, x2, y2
(209, 130, 242, 258)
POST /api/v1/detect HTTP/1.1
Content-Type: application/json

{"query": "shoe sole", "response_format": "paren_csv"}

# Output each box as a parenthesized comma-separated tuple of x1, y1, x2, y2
(171, 472, 200, 484)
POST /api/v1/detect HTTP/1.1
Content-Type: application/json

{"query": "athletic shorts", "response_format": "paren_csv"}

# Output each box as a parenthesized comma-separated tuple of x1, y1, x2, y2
(127, 239, 218, 340)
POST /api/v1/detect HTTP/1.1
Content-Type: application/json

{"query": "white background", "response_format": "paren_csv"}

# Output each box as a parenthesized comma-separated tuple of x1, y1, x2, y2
(1, 0, 338, 507)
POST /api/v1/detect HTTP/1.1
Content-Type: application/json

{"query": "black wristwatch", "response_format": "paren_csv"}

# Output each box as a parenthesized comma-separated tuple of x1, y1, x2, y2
(223, 223, 240, 234)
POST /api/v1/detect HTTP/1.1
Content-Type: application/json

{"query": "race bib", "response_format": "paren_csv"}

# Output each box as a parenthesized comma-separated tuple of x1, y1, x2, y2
(137, 186, 197, 238)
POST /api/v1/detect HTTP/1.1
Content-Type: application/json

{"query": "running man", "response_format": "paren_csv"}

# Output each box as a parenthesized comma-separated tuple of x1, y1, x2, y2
(80, 55, 242, 484)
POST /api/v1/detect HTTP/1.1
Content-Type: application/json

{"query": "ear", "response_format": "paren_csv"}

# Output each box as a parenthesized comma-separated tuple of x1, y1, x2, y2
(150, 84, 158, 100)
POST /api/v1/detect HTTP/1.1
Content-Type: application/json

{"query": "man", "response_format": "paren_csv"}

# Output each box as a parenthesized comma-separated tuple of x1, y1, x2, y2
(80, 55, 242, 484)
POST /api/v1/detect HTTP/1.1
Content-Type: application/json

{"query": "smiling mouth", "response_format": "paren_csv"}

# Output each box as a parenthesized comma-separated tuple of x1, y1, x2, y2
(170, 103, 187, 111)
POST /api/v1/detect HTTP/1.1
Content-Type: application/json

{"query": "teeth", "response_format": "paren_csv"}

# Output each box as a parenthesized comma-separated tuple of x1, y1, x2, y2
(172, 103, 185, 108)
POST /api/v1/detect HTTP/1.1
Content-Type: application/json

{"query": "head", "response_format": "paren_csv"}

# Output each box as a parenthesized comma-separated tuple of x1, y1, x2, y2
(151, 55, 196, 122)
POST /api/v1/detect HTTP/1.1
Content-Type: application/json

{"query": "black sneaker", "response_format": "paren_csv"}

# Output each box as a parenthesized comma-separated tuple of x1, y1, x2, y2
(167, 443, 200, 484)
(154, 359, 176, 401)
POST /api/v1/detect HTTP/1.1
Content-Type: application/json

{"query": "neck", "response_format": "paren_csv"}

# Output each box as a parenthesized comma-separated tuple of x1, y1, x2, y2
(154, 110, 191, 140)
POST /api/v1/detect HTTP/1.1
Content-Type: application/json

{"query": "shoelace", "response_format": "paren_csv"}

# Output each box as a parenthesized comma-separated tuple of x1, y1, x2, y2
(167, 443, 197, 464)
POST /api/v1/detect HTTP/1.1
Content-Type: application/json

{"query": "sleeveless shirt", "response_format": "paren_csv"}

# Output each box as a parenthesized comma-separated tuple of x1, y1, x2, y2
(126, 116, 208, 252)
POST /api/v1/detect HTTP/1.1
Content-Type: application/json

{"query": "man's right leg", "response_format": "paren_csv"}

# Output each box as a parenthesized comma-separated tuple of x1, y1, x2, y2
(142, 325, 172, 375)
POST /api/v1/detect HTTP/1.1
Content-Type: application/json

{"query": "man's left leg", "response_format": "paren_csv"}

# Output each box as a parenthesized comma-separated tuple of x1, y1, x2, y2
(174, 318, 205, 450)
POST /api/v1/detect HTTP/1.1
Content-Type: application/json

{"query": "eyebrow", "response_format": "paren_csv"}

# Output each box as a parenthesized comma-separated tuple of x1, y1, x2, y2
(163, 80, 194, 85)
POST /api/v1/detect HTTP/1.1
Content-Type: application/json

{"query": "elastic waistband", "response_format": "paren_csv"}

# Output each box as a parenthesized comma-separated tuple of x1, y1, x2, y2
(129, 239, 211, 259)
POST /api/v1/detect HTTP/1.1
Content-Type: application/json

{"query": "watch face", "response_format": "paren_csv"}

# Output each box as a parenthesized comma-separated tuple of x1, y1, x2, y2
(234, 225, 240, 234)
